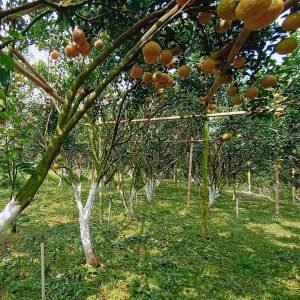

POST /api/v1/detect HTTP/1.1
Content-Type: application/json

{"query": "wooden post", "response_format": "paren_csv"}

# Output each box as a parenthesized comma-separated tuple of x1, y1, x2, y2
(247, 161, 251, 193)
(292, 168, 296, 205)
(40, 236, 46, 300)
(274, 161, 280, 216)
(187, 136, 194, 208)
(200, 118, 209, 239)
(173, 162, 177, 185)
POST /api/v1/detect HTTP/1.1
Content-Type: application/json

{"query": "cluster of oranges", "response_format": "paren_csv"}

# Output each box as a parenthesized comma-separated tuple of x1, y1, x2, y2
(50, 29, 104, 60)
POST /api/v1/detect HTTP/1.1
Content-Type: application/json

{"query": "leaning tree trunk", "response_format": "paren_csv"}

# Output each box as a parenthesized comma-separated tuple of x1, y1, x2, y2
(72, 182, 103, 267)
(200, 118, 209, 239)
(120, 188, 136, 219)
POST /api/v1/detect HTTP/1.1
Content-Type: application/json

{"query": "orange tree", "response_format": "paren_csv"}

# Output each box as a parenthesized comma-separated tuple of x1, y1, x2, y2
(0, 0, 299, 237)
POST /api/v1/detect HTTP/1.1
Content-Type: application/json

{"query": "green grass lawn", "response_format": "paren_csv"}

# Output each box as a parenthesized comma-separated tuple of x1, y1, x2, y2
(0, 178, 299, 300)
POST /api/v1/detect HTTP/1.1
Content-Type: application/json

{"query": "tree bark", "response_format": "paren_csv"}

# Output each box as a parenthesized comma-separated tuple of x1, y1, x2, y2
(72, 182, 103, 267)
(200, 119, 209, 239)
(208, 184, 219, 208)
(247, 161, 251, 193)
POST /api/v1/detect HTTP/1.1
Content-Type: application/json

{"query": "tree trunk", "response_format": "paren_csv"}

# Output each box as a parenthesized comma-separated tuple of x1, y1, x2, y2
(120, 188, 136, 219)
(208, 184, 219, 208)
(99, 180, 104, 224)
(72, 182, 103, 267)
(187, 137, 194, 208)
(0, 134, 65, 234)
(144, 178, 160, 203)
(200, 119, 209, 239)
(247, 161, 251, 193)
(274, 162, 280, 216)
(292, 168, 295, 205)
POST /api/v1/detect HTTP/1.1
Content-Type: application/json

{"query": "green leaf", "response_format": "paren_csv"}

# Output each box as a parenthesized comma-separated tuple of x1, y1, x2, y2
(17, 162, 35, 175)
(0, 69, 10, 86)
(0, 89, 5, 100)
(8, 30, 25, 40)
(10, 147, 23, 159)
(0, 55, 14, 71)
(0, 111, 10, 120)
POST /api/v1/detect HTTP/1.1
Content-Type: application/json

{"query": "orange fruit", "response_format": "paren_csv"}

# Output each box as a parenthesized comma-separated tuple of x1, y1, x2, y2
(64, 44, 79, 58)
(166, 76, 174, 87)
(94, 39, 104, 49)
(142, 41, 161, 63)
(232, 56, 246, 69)
(282, 12, 300, 32)
(72, 29, 86, 45)
(260, 75, 277, 88)
(197, 12, 213, 25)
(151, 106, 158, 112)
(15, 73, 22, 81)
(153, 72, 163, 82)
(77, 41, 91, 56)
(245, 87, 260, 98)
(142, 72, 153, 83)
(275, 37, 298, 55)
(178, 65, 191, 77)
(244, 0, 284, 31)
(50, 50, 59, 60)
(226, 85, 237, 96)
(231, 95, 243, 105)
(235, 0, 272, 22)
(217, 0, 238, 21)
(159, 50, 173, 65)
(215, 19, 231, 33)
(198, 57, 217, 73)
(130, 65, 143, 79)
(160, 73, 169, 83)
(222, 132, 232, 141)
(199, 95, 208, 103)
(208, 102, 217, 111)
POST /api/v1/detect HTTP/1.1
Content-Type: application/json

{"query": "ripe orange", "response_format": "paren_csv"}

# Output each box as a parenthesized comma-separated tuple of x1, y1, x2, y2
(153, 72, 163, 82)
(72, 29, 86, 45)
(198, 57, 217, 73)
(159, 50, 173, 65)
(235, 0, 272, 22)
(160, 73, 169, 83)
(64, 44, 79, 58)
(217, 0, 238, 21)
(260, 75, 277, 88)
(226, 85, 237, 96)
(14, 73, 22, 81)
(231, 95, 243, 105)
(77, 41, 91, 56)
(282, 12, 300, 31)
(166, 76, 174, 87)
(151, 106, 158, 112)
(178, 65, 191, 77)
(130, 65, 143, 79)
(244, 0, 284, 31)
(245, 87, 260, 98)
(94, 39, 104, 49)
(199, 95, 208, 103)
(215, 19, 231, 33)
(222, 132, 232, 141)
(208, 102, 217, 111)
(275, 37, 298, 55)
(232, 56, 246, 69)
(197, 12, 213, 25)
(142, 72, 153, 83)
(142, 41, 161, 63)
(50, 50, 59, 60)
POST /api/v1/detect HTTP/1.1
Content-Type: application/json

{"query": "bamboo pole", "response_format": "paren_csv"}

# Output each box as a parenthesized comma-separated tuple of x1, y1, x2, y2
(97, 111, 248, 125)
(186, 136, 194, 208)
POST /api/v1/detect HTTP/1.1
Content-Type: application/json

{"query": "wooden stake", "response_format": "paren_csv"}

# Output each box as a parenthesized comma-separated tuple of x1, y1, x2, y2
(187, 136, 194, 207)
(40, 236, 46, 300)
(292, 168, 296, 205)
(236, 192, 239, 219)
(274, 161, 280, 216)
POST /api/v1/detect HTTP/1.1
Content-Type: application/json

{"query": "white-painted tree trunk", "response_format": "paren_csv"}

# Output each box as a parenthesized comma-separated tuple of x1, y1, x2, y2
(120, 188, 136, 219)
(208, 185, 220, 208)
(144, 178, 160, 203)
(0, 198, 21, 234)
(72, 182, 102, 267)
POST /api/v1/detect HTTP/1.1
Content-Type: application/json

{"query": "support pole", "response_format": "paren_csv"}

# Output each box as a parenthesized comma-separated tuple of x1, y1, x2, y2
(274, 160, 280, 216)
(187, 136, 194, 208)
(200, 118, 209, 239)
(40, 236, 46, 300)
(236, 192, 239, 219)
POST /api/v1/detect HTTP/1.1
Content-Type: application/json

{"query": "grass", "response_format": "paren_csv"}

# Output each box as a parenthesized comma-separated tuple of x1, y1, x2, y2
(0, 177, 299, 299)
